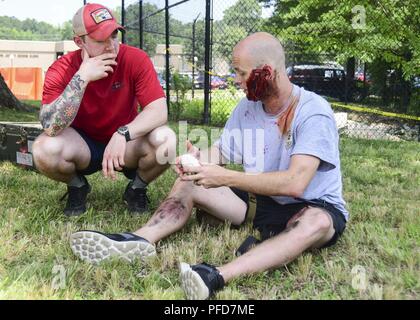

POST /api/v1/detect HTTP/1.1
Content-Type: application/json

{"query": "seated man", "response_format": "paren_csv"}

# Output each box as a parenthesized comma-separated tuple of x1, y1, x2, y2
(69, 32, 349, 300)
(32, 3, 176, 216)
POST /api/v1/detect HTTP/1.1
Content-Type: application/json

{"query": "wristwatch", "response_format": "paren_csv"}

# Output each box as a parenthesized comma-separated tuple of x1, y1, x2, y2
(117, 125, 131, 142)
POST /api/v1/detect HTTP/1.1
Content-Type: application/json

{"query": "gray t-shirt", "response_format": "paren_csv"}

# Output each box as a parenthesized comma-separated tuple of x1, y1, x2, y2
(216, 85, 349, 220)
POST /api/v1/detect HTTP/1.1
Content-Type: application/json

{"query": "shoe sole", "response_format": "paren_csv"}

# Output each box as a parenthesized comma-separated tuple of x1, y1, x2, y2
(70, 231, 156, 265)
(179, 262, 210, 300)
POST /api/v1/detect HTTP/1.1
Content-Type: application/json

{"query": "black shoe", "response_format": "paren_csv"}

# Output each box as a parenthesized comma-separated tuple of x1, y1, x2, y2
(61, 178, 91, 216)
(179, 262, 225, 300)
(123, 181, 149, 214)
(70, 230, 156, 264)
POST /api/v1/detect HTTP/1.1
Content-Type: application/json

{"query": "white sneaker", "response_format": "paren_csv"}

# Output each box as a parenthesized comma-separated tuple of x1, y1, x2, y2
(70, 230, 156, 264)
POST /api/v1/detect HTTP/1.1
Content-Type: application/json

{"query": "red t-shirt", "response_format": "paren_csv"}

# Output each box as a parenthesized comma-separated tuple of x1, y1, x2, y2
(42, 44, 165, 143)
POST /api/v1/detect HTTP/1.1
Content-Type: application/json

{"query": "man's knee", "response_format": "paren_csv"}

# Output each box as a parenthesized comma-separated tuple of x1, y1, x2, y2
(171, 177, 208, 204)
(147, 126, 177, 165)
(148, 126, 176, 150)
(299, 208, 332, 237)
(32, 134, 64, 168)
(173, 176, 194, 193)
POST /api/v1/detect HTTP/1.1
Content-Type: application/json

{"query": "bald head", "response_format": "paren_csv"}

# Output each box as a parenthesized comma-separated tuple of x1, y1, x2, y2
(233, 32, 286, 73)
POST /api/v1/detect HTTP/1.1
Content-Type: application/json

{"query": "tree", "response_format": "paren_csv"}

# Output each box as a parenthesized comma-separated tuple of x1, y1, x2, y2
(123, 2, 191, 56)
(60, 21, 74, 40)
(263, 0, 419, 76)
(170, 70, 192, 120)
(214, 0, 263, 64)
(0, 16, 68, 40)
(184, 19, 205, 69)
(0, 74, 31, 111)
(223, 0, 263, 32)
(262, 0, 419, 112)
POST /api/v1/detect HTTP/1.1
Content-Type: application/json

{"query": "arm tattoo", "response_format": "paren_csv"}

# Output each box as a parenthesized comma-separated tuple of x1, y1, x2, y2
(40, 74, 86, 136)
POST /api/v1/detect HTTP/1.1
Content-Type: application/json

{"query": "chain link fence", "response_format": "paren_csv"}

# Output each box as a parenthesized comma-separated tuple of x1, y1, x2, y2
(78, 0, 420, 142)
(123, 0, 208, 123)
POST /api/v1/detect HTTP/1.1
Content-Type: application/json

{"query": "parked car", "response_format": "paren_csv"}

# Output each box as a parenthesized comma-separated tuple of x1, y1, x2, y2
(211, 76, 227, 89)
(287, 64, 368, 102)
(194, 74, 204, 89)
(193, 74, 227, 90)
(355, 71, 369, 83)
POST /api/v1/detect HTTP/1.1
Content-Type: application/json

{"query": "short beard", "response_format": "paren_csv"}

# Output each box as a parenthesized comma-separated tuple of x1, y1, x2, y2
(261, 77, 280, 101)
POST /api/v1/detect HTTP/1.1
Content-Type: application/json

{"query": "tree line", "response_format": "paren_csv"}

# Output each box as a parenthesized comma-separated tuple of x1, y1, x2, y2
(1, 0, 418, 114)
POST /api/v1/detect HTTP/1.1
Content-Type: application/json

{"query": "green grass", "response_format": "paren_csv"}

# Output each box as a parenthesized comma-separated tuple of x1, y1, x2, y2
(0, 100, 40, 122)
(172, 90, 242, 126)
(0, 106, 419, 300)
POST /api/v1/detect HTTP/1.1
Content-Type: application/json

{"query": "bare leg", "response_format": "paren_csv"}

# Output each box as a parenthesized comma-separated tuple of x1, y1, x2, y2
(124, 125, 176, 183)
(133, 179, 247, 243)
(32, 128, 90, 183)
(217, 207, 336, 282)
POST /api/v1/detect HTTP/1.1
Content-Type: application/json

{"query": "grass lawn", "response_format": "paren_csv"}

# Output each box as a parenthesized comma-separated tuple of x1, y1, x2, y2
(0, 106, 419, 299)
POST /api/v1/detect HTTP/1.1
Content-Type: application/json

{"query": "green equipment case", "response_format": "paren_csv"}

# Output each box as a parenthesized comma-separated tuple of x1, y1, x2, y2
(0, 122, 43, 170)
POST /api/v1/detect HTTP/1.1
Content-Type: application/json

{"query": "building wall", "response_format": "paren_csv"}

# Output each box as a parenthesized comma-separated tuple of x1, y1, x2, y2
(0, 40, 78, 73)
(152, 44, 192, 74)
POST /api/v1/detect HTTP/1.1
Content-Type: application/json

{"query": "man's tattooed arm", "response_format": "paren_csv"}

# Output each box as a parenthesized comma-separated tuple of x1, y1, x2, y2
(40, 74, 87, 136)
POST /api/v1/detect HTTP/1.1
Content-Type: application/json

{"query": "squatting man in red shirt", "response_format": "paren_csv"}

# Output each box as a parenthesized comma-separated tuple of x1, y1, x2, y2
(33, 3, 176, 216)
(70, 32, 349, 300)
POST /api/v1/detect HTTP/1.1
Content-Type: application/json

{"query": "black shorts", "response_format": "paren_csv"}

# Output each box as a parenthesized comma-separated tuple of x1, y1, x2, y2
(230, 187, 346, 248)
(73, 127, 137, 179)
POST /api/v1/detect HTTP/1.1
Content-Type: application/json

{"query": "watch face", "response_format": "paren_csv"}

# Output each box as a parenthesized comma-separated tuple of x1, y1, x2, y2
(117, 126, 130, 141)
(118, 126, 128, 134)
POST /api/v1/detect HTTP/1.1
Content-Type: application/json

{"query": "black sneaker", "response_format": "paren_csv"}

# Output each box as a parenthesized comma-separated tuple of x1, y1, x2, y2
(123, 181, 149, 214)
(61, 179, 91, 216)
(70, 230, 156, 264)
(179, 262, 225, 300)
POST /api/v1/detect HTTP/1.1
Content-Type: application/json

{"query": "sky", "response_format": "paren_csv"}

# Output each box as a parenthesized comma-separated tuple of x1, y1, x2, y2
(0, 0, 274, 26)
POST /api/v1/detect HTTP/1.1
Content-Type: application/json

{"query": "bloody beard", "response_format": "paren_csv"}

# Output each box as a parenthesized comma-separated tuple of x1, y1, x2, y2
(246, 65, 298, 136)
(245, 65, 279, 101)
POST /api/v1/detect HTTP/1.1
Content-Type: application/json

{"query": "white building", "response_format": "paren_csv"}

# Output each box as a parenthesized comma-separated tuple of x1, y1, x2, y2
(0, 39, 78, 72)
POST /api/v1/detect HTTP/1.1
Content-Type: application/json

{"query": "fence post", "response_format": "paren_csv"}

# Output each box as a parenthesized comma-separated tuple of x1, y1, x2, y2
(165, 0, 171, 116)
(139, 0, 143, 49)
(121, 0, 125, 44)
(418, 125, 420, 142)
(192, 14, 200, 99)
(203, 0, 211, 125)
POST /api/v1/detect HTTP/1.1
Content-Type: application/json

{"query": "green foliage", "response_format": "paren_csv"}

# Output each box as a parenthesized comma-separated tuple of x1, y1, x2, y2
(214, 26, 248, 64)
(172, 72, 191, 100)
(60, 21, 74, 41)
(180, 91, 240, 127)
(178, 99, 203, 122)
(183, 19, 205, 69)
(263, 0, 419, 79)
(170, 71, 192, 121)
(261, 0, 419, 114)
(214, 0, 264, 63)
(123, 2, 192, 57)
(223, 0, 263, 31)
(226, 76, 239, 98)
(0, 16, 73, 40)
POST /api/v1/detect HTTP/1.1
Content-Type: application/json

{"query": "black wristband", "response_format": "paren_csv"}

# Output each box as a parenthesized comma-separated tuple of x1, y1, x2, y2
(117, 126, 131, 142)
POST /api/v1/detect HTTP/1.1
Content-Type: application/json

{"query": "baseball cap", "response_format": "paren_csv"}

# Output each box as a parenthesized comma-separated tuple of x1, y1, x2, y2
(72, 3, 124, 41)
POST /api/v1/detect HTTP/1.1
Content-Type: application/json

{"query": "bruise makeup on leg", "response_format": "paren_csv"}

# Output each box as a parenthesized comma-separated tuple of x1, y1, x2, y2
(147, 197, 190, 227)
